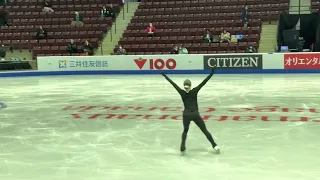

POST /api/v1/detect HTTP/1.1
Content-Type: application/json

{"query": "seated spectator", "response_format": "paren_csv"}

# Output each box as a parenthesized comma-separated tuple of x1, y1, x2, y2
(146, 23, 156, 37)
(83, 40, 93, 56)
(71, 11, 84, 27)
(43, 0, 54, 13)
(101, 6, 107, 15)
(179, 45, 188, 54)
(230, 35, 238, 43)
(106, 4, 114, 13)
(117, 45, 126, 55)
(104, 10, 114, 18)
(66, 39, 77, 54)
(36, 25, 47, 40)
(242, 5, 248, 27)
(101, 6, 107, 17)
(0, 11, 8, 27)
(170, 46, 178, 54)
(220, 29, 231, 43)
(101, 6, 115, 18)
(203, 29, 213, 43)
(245, 45, 257, 53)
(0, 45, 6, 60)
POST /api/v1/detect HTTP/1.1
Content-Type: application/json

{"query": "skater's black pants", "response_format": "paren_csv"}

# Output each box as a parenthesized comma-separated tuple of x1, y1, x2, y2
(181, 111, 217, 150)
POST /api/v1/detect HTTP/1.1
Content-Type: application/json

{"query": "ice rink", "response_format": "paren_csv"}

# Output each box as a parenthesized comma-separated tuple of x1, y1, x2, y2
(1, 74, 320, 180)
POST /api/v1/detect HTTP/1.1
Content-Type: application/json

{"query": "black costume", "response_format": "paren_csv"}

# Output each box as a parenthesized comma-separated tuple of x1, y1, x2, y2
(162, 69, 218, 152)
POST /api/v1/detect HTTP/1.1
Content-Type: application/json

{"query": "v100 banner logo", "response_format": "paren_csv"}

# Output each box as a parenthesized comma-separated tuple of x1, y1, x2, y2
(134, 57, 177, 70)
(203, 55, 263, 69)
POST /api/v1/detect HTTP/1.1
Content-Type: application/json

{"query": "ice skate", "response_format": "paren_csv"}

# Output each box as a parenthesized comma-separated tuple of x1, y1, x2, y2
(213, 146, 220, 154)
(180, 143, 186, 156)
(180, 150, 186, 156)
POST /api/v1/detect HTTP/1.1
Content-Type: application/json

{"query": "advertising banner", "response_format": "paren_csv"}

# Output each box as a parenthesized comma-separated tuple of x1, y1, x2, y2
(58, 59, 108, 69)
(8, 53, 320, 76)
(37, 55, 203, 71)
(37, 56, 110, 71)
(132, 54, 201, 70)
(203, 54, 263, 69)
(284, 53, 320, 69)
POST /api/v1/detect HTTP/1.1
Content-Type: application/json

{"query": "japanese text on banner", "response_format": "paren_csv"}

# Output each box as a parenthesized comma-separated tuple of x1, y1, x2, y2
(284, 54, 320, 69)
(59, 60, 108, 69)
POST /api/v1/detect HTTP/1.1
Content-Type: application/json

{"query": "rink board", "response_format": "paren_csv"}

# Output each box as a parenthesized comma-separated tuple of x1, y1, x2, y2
(2, 52, 320, 77)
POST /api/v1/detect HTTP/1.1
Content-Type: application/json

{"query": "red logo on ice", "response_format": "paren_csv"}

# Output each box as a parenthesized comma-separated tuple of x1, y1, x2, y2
(134, 57, 177, 70)
(284, 53, 320, 69)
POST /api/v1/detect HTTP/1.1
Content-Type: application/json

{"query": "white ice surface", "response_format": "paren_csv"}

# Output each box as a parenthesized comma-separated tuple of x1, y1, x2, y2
(0, 74, 320, 180)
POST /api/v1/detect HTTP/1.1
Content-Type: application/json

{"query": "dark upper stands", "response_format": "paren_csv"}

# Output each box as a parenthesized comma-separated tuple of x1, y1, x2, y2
(118, 0, 289, 55)
(0, 0, 122, 59)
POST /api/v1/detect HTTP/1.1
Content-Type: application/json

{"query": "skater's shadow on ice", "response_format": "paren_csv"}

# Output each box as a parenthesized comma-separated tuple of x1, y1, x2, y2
(185, 148, 218, 157)
(163, 148, 217, 157)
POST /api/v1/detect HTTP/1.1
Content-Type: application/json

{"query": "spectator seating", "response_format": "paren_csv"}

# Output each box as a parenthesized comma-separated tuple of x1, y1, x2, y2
(0, 0, 123, 59)
(311, 0, 320, 12)
(117, 0, 289, 54)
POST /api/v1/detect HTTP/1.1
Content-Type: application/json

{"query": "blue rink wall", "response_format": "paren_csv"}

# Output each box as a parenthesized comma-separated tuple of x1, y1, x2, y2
(1, 53, 320, 77)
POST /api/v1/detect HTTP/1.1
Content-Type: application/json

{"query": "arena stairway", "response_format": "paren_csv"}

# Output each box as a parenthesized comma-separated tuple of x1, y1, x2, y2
(258, 21, 278, 53)
(95, 2, 140, 55)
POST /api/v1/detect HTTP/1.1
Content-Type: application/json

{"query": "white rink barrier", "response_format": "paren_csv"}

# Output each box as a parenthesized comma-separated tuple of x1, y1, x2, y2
(1, 53, 320, 77)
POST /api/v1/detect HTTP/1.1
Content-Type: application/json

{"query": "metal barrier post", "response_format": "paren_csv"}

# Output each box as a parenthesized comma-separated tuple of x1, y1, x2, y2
(19, 34, 22, 52)
(111, 27, 113, 42)
(298, 0, 301, 14)
(127, 2, 129, 13)
(123, 3, 125, 20)
(100, 41, 103, 55)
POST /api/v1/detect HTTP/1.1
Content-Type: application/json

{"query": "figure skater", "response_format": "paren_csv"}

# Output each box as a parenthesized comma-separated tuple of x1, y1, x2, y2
(161, 69, 220, 154)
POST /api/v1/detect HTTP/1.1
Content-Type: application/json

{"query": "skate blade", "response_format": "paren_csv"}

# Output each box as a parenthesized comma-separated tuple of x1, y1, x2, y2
(180, 151, 186, 156)
(214, 149, 220, 155)
(215, 149, 220, 154)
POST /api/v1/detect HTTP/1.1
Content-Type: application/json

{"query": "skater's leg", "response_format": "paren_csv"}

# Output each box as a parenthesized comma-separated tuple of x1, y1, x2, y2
(193, 115, 217, 148)
(181, 116, 191, 152)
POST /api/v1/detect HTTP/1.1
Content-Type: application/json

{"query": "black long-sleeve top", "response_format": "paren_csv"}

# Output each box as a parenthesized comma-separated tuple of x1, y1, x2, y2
(162, 69, 214, 112)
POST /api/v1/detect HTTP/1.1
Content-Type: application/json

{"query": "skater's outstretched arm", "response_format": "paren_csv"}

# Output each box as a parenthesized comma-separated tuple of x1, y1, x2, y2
(194, 68, 215, 91)
(161, 73, 183, 93)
